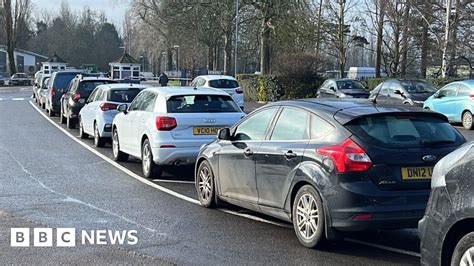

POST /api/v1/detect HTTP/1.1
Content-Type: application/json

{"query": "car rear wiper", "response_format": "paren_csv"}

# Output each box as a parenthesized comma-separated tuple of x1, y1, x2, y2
(420, 139, 455, 146)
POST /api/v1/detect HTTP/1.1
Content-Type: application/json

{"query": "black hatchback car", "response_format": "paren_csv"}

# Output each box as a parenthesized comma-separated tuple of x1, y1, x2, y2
(418, 142, 473, 266)
(195, 99, 466, 248)
(317, 79, 370, 99)
(369, 79, 438, 107)
(46, 70, 84, 117)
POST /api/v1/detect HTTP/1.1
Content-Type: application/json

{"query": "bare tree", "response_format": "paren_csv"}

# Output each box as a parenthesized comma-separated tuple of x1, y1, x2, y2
(1, 0, 31, 74)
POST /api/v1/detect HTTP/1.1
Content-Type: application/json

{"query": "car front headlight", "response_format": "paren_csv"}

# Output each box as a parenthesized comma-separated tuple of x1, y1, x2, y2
(432, 143, 473, 188)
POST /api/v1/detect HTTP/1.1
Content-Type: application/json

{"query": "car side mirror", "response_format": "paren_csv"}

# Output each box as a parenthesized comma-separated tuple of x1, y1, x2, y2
(217, 128, 231, 140)
(365, 86, 369, 90)
(434, 93, 441, 98)
(117, 104, 128, 114)
(394, 89, 404, 95)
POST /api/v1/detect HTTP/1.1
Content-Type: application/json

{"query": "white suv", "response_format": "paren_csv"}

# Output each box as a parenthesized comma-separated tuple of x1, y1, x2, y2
(190, 75, 244, 111)
(112, 86, 245, 178)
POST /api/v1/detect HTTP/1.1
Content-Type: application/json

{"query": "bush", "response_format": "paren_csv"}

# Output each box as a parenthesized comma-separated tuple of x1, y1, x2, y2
(237, 74, 323, 102)
(360, 78, 386, 90)
(427, 78, 463, 88)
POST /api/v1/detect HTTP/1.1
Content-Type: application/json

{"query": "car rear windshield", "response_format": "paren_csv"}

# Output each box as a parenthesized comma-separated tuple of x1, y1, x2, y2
(53, 73, 81, 89)
(108, 88, 142, 103)
(167, 94, 240, 113)
(400, 80, 437, 93)
(336, 80, 366, 91)
(208, 79, 239, 89)
(345, 114, 463, 148)
(79, 80, 115, 92)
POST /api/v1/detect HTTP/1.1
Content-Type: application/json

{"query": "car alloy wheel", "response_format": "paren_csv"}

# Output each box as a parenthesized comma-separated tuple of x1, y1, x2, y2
(142, 143, 151, 175)
(196, 161, 216, 207)
(462, 111, 473, 130)
(112, 129, 128, 162)
(292, 185, 325, 248)
(94, 123, 105, 147)
(460, 247, 474, 266)
(141, 139, 161, 178)
(296, 194, 319, 240)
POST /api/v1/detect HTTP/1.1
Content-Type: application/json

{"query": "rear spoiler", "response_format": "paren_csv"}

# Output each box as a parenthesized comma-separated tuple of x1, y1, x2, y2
(334, 109, 449, 125)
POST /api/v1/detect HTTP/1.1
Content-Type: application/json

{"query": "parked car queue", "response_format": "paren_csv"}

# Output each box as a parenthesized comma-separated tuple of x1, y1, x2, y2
(30, 70, 473, 265)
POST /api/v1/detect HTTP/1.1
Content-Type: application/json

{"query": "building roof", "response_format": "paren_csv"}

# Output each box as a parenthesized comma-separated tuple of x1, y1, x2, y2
(43, 53, 67, 63)
(111, 52, 139, 64)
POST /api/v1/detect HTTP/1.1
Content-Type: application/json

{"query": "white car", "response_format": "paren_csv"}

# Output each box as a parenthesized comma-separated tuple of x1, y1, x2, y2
(190, 75, 244, 111)
(111, 86, 245, 178)
(78, 83, 149, 147)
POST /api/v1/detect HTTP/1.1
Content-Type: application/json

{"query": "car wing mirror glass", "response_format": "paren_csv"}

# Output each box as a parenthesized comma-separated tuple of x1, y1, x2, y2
(329, 87, 336, 92)
(217, 128, 231, 140)
(117, 104, 128, 113)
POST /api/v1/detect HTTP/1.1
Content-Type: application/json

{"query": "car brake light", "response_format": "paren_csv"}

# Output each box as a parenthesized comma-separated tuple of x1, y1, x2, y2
(51, 87, 55, 98)
(73, 92, 81, 101)
(156, 116, 177, 131)
(99, 102, 118, 111)
(235, 87, 243, 94)
(352, 213, 373, 220)
(470, 94, 474, 100)
(316, 138, 373, 173)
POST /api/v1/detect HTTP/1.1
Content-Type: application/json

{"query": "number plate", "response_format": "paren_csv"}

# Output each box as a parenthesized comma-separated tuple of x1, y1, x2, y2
(79, 99, 85, 104)
(193, 127, 222, 135)
(401, 167, 433, 180)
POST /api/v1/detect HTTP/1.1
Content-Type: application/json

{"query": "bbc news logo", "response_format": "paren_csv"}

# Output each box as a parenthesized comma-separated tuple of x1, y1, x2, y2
(11, 228, 138, 247)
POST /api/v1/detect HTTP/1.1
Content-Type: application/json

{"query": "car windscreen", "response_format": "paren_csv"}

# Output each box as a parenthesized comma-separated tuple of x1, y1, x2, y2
(208, 79, 239, 89)
(400, 80, 437, 93)
(78, 80, 115, 92)
(336, 80, 366, 91)
(53, 73, 81, 90)
(107, 88, 142, 103)
(345, 114, 464, 148)
(167, 94, 240, 113)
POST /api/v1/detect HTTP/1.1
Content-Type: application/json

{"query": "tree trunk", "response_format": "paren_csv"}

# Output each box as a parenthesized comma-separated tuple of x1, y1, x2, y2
(420, 25, 429, 78)
(338, 0, 345, 78)
(260, 18, 271, 75)
(167, 47, 173, 71)
(224, 32, 232, 75)
(400, 1, 410, 77)
(441, 0, 452, 78)
(375, 0, 386, 78)
(207, 45, 214, 70)
(4, 0, 17, 75)
(315, 0, 324, 66)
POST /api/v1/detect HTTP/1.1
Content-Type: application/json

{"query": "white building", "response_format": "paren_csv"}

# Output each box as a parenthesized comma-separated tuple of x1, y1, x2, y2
(109, 53, 141, 81)
(0, 45, 48, 75)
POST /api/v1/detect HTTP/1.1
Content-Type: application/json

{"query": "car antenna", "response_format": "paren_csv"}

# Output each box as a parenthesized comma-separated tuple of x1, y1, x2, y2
(372, 85, 381, 105)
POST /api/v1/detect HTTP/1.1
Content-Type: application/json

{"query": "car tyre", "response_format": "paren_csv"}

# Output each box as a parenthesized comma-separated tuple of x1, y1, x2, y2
(292, 185, 326, 249)
(41, 102, 45, 109)
(67, 115, 76, 129)
(141, 138, 161, 178)
(94, 122, 106, 147)
(462, 111, 473, 130)
(78, 117, 88, 139)
(112, 129, 129, 162)
(450, 232, 474, 266)
(59, 107, 66, 124)
(48, 107, 55, 117)
(196, 160, 220, 208)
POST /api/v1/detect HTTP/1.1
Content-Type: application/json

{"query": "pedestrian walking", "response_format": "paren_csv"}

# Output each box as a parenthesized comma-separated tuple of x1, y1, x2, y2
(159, 72, 169, 86)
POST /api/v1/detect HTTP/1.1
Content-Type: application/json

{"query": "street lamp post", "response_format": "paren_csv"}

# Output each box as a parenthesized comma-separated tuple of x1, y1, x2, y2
(173, 45, 180, 72)
(234, 0, 239, 76)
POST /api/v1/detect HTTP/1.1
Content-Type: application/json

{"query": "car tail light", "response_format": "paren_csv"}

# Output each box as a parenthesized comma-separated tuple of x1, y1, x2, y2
(352, 213, 373, 220)
(100, 102, 118, 111)
(51, 87, 56, 98)
(235, 87, 243, 94)
(73, 92, 81, 101)
(156, 116, 177, 131)
(470, 94, 474, 100)
(316, 138, 373, 173)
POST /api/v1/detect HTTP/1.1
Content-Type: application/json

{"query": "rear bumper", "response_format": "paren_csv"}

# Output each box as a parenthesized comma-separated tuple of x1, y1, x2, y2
(151, 146, 199, 165)
(327, 181, 430, 231)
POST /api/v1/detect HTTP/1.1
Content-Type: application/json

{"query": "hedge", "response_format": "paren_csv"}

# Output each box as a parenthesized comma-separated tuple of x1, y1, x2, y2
(237, 74, 464, 102)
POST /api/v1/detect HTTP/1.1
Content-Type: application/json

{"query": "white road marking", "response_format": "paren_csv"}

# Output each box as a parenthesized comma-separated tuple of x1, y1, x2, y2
(345, 238, 421, 258)
(0, 98, 3, 101)
(12, 98, 25, 101)
(29, 100, 421, 258)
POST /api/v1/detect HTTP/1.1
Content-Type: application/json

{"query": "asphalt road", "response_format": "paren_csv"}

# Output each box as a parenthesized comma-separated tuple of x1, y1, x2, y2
(1, 86, 472, 265)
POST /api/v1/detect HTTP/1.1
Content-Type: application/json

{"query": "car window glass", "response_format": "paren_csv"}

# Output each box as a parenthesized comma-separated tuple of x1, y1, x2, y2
(271, 108, 309, 140)
(438, 84, 458, 97)
(129, 91, 147, 111)
(167, 94, 240, 113)
(197, 78, 206, 87)
(208, 79, 239, 88)
(233, 107, 277, 141)
(310, 114, 334, 139)
(108, 88, 143, 103)
(457, 85, 471, 96)
(336, 80, 366, 91)
(140, 92, 157, 111)
(380, 81, 391, 94)
(88, 88, 100, 102)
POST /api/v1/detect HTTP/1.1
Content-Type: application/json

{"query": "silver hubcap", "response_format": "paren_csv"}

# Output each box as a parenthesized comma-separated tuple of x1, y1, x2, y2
(460, 247, 474, 266)
(464, 113, 472, 128)
(112, 132, 119, 157)
(143, 144, 151, 174)
(296, 194, 319, 240)
(198, 166, 212, 202)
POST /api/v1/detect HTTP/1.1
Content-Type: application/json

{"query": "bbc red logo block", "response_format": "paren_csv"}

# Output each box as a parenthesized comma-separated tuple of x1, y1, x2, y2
(11, 228, 76, 247)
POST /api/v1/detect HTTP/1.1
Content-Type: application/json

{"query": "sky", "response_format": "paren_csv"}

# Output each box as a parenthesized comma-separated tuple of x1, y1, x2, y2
(30, 0, 131, 26)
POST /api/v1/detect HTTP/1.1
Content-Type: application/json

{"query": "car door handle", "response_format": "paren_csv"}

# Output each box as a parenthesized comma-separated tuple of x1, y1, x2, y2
(243, 148, 253, 157)
(285, 150, 297, 159)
